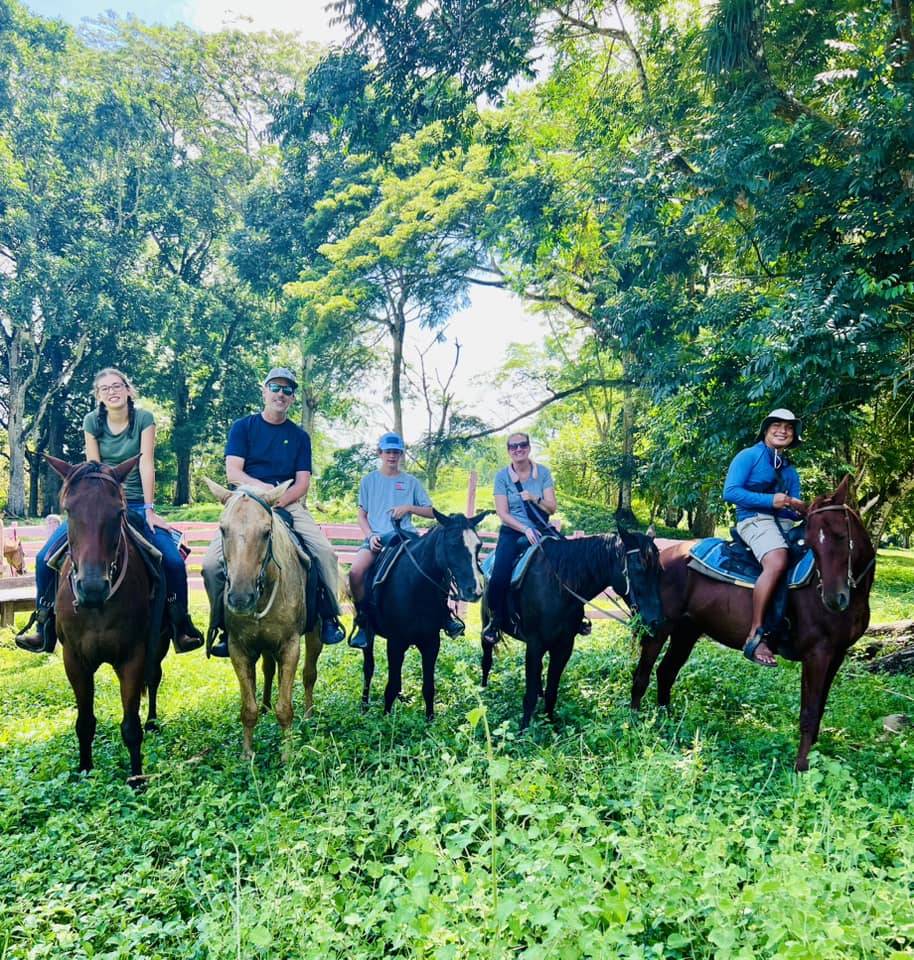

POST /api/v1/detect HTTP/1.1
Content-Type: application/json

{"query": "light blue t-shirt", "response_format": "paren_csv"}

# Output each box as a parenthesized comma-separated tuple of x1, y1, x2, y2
(493, 463, 555, 529)
(358, 470, 433, 537)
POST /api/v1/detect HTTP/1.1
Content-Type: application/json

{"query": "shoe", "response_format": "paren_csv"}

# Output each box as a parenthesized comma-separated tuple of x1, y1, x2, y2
(578, 619, 592, 636)
(173, 633, 204, 654)
(743, 628, 777, 668)
(16, 631, 53, 654)
(320, 618, 346, 645)
(348, 627, 369, 650)
(444, 617, 465, 639)
(209, 631, 230, 658)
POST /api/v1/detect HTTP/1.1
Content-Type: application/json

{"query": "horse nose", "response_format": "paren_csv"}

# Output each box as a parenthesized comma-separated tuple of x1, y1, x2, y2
(74, 574, 109, 609)
(226, 588, 258, 614)
(827, 591, 850, 613)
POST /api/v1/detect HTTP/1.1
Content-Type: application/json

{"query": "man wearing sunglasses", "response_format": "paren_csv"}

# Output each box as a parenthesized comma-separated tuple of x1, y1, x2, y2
(203, 367, 346, 654)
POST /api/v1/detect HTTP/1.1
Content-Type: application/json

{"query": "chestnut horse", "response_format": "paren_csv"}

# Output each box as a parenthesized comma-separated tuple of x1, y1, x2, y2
(631, 476, 875, 770)
(48, 455, 168, 786)
(204, 479, 322, 758)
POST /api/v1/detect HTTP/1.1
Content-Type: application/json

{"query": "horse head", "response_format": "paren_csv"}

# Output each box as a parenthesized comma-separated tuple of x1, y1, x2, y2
(617, 526, 665, 632)
(805, 475, 875, 613)
(432, 508, 489, 602)
(204, 477, 291, 616)
(48, 455, 136, 609)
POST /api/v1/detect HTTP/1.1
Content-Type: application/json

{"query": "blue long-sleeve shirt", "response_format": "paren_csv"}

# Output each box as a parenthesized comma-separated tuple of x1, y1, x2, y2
(723, 442, 802, 522)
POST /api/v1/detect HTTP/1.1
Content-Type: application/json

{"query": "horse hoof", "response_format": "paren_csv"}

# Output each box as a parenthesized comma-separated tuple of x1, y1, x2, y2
(126, 774, 148, 792)
(144, 719, 161, 734)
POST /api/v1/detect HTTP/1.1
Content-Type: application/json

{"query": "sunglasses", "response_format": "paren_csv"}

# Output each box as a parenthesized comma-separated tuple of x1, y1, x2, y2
(266, 383, 295, 396)
(507, 441, 530, 451)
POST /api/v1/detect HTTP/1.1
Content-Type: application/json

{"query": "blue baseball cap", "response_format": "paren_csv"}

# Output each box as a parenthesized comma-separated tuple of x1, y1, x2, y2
(378, 431, 405, 451)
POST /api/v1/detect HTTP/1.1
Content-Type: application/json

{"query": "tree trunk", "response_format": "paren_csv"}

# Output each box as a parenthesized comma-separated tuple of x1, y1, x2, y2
(6, 335, 27, 517)
(689, 496, 717, 538)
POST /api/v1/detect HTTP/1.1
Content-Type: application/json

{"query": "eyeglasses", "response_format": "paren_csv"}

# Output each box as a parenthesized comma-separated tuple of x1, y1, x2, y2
(97, 383, 126, 395)
(266, 383, 295, 396)
(507, 441, 530, 451)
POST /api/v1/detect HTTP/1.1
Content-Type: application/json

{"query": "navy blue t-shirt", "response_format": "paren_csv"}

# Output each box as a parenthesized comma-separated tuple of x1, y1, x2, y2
(225, 414, 312, 486)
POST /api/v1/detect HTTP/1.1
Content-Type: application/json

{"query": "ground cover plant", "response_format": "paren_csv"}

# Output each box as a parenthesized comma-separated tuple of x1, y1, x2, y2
(1, 567, 913, 959)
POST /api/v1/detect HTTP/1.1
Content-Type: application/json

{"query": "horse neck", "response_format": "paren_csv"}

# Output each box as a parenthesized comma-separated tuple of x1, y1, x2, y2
(405, 529, 445, 582)
(550, 535, 626, 600)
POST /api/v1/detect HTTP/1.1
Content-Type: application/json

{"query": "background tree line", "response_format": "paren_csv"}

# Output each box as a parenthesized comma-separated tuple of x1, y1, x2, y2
(2, 0, 913, 542)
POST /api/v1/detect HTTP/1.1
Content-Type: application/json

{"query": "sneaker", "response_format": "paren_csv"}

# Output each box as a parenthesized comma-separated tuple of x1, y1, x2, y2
(320, 618, 346, 645)
(348, 627, 369, 650)
(444, 617, 465, 639)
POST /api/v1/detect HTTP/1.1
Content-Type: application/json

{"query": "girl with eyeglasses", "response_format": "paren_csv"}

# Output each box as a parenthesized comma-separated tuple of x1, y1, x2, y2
(482, 432, 558, 646)
(17, 368, 204, 655)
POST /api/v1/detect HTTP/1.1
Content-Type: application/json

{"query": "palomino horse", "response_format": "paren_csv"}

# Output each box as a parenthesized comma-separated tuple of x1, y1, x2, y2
(481, 530, 665, 729)
(359, 511, 487, 719)
(631, 476, 876, 771)
(204, 479, 322, 758)
(48, 455, 168, 785)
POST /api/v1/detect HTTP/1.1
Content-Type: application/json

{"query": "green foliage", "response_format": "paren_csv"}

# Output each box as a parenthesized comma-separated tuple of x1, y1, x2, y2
(1, 561, 913, 958)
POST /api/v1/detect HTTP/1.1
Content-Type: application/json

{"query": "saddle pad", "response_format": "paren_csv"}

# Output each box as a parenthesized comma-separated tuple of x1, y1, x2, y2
(371, 540, 409, 589)
(688, 537, 814, 589)
(480, 544, 539, 588)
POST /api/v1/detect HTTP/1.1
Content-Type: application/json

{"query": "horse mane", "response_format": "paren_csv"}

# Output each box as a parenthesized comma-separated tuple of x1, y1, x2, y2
(541, 533, 622, 582)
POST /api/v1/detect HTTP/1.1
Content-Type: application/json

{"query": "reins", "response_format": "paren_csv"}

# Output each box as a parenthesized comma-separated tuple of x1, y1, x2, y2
(399, 528, 464, 603)
(806, 502, 876, 598)
(536, 536, 641, 624)
(222, 490, 283, 619)
(64, 467, 132, 607)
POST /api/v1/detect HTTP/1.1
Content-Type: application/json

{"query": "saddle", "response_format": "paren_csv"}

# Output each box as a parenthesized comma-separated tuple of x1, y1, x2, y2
(359, 530, 418, 633)
(687, 523, 812, 661)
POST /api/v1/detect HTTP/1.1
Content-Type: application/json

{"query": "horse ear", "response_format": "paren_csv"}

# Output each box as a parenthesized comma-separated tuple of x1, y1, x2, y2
(262, 479, 292, 506)
(202, 476, 234, 505)
(469, 510, 491, 527)
(433, 508, 449, 525)
(111, 455, 141, 486)
(45, 454, 75, 480)
(834, 474, 850, 505)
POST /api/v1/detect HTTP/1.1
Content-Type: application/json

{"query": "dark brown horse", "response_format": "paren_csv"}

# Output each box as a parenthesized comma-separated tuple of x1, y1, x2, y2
(48, 455, 167, 786)
(631, 476, 876, 771)
(482, 529, 665, 729)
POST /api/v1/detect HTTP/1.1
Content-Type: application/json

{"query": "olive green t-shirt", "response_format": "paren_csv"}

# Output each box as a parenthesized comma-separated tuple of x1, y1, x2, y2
(82, 407, 155, 503)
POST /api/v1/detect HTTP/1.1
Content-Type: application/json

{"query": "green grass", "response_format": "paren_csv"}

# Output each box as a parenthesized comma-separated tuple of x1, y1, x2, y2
(1, 562, 913, 959)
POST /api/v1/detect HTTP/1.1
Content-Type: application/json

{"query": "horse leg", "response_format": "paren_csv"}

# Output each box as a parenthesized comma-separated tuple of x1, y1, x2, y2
(301, 629, 322, 719)
(361, 636, 376, 709)
(114, 657, 146, 785)
(521, 644, 545, 730)
(144, 637, 167, 733)
(232, 654, 260, 759)
(275, 641, 301, 763)
(383, 643, 406, 715)
(419, 635, 441, 721)
(481, 638, 494, 688)
(796, 646, 846, 772)
(630, 629, 669, 710)
(261, 653, 276, 714)
(543, 638, 574, 722)
(63, 655, 97, 774)
(655, 623, 701, 708)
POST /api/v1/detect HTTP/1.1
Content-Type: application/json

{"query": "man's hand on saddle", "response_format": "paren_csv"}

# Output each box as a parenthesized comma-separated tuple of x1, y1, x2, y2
(389, 505, 412, 520)
(369, 533, 383, 552)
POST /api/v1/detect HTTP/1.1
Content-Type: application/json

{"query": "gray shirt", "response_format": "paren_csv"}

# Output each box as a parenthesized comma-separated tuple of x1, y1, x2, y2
(358, 470, 433, 537)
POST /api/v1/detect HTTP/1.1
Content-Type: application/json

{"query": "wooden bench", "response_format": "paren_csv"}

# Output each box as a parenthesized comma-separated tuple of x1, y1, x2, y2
(0, 574, 37, 627)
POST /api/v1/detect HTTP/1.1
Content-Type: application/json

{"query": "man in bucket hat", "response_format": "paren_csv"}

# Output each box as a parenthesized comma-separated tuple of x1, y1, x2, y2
(202, 366, 346, 654)
(723, 408, 807, 667)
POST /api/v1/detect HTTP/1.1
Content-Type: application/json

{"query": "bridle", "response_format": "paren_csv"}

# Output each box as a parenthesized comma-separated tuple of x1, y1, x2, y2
(399, 525, 477, 604)
(806, 503, 876, 597)
(65, 468, 130, 607)
(222, 490, 282, 619)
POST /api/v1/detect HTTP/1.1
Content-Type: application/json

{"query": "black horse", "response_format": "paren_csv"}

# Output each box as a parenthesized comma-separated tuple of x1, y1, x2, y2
(358, 510, 488, 719)
(481, 530, 664, 729)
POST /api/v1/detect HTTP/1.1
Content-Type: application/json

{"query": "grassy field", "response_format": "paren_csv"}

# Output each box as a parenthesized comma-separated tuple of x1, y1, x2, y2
(1, 554, 913, 959)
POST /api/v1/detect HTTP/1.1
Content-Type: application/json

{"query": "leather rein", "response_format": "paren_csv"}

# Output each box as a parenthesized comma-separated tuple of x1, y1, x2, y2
(66, 469, 131, 608)
(805, 503, 876, 596)
(223, 490, 283, 620)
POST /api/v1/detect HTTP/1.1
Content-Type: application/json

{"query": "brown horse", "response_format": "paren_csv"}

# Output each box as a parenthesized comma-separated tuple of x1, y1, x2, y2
(631, 476, 876, 771)
(48, 455, 168, 786)
(204, 479, 322, 759)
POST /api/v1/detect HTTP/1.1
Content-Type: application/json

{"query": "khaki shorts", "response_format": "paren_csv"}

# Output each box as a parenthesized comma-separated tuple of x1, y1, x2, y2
(736, 514, 793, 563)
